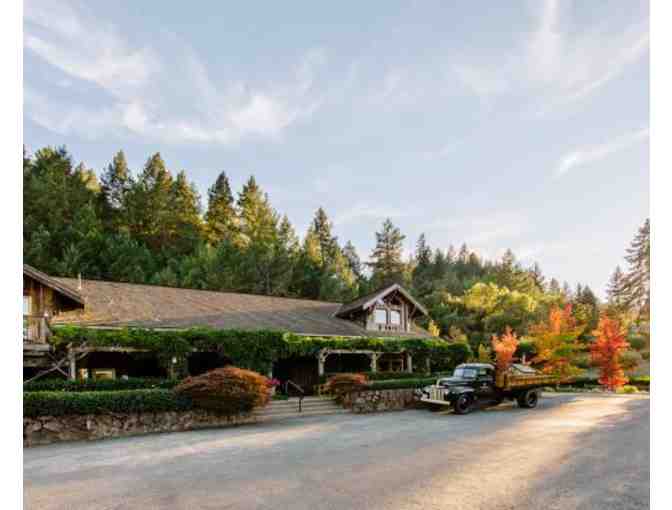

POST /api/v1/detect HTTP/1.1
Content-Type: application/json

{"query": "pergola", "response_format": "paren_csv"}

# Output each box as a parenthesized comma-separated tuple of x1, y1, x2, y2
(316, 348, 413, 376)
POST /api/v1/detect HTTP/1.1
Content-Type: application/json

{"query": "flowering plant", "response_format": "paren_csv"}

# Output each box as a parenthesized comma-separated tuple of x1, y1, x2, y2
(267, 378, 281, 388)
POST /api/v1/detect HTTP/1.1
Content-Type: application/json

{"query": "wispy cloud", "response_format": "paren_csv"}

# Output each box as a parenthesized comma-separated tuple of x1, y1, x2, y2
(24, 0, 322, 145)
(451, 0, 648, 112)
(554, 128, 649, 178)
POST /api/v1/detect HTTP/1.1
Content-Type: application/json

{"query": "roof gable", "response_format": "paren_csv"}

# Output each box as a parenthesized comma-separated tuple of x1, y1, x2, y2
(23, 264, 85, 305)
(336, 283, 428, 318)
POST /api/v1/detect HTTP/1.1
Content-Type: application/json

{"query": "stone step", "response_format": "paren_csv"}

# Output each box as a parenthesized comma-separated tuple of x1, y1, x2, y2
(255, 408, 348, 421)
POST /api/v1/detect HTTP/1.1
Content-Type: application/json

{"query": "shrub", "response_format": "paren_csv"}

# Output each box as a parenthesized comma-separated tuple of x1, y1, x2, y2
(573, 353, 593, 369)
(629, 375, 650, 388)
(619, 350, 643, 371)
(628, 336, 647, 351)
(174, 367, 269, 414)
(516, 340, 537, 360)
(24, 377, 177, 393)
(23, 389, 191, 418)
(368, 377, 439, 390)
(616, 385, 638, 394)
(641, 351, 650, 361)
(324, 373, 369, 399)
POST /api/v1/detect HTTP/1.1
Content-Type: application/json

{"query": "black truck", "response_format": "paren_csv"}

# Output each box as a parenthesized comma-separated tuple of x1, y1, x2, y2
(418, 362, 559, 414)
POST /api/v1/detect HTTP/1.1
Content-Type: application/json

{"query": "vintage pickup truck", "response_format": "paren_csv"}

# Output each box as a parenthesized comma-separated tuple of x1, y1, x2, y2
(418, 362, 559, 414)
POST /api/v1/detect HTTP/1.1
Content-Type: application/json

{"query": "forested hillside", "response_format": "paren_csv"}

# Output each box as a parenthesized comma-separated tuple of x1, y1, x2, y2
(23, 146, 649, 352)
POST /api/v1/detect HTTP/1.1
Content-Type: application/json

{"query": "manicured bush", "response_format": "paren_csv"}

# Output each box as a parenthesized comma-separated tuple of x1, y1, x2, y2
(24, 377, 177, 393)
(174, 367, 269, 414)
(368, 377, 439, 390)
(627, 336, 647, 351)
(641, 351, 650, 361)
(616, 385, 638, 394)
(324, 373, 368, 399)
(23, 389, 191, 418)
(619, 350, 643, 371)
(629, 375, 650, 388)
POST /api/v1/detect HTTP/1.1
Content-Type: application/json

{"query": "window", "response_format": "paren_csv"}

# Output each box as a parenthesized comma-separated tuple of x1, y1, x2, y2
(23, 296, 31, 315)
(23, 296, 31, 339)
(374, 309, 387, 324)
(390, 310, 401, 326)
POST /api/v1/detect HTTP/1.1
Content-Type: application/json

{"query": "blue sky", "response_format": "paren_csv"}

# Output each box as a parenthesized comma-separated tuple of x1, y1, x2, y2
(23, 0, 649, 297)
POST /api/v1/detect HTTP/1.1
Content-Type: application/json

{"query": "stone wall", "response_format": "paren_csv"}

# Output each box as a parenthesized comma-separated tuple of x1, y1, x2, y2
(24, 409, 258, 447)
(341, 388, 418, 413)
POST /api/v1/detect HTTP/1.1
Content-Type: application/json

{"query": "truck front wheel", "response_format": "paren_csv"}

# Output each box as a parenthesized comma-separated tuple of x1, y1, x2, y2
(517, 390, 539, 409)
(453, 394, 472, 414)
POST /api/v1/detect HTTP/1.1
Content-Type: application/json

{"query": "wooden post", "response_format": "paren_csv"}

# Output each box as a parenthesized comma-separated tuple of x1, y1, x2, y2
(370, 352, 379, 373)
(317, 350, 327, 376)
(68, 349, 77, 381)
(406, 352, 413, 373)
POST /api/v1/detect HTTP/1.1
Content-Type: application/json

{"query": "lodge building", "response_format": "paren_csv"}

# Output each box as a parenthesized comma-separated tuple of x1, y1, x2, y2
(23, 264, 433, 390)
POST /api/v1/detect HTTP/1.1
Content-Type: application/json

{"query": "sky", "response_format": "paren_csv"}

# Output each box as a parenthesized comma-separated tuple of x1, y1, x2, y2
(23, 0, 649, 298)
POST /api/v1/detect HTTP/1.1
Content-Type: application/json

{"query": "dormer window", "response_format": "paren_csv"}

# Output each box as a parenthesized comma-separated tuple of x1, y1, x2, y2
(390, 310, 401, 326)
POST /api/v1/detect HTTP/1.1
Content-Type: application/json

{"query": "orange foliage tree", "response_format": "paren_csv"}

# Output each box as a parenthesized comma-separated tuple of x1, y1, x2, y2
(529, 304, 583, 377)
(591, 316, 630, 391)
(491, 327, 519, 371)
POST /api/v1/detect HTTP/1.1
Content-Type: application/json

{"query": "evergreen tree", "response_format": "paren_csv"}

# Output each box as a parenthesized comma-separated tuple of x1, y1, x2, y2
(99, 150, 132, 232)
(342, 241, 363, 280)
(548, 278, 561, 294)
(169, 171, 203, 256)
(205, 171, 237, 244)
(530, 262, 545, 291)
(412, 233, 434, 297)
(126, 153, 174, 253)
(367, 218, 407, 287)
(606, 266, 626, 306)
(621, 219, 650, 321)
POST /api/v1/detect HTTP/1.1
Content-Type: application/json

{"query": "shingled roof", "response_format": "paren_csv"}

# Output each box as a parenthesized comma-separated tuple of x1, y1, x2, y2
(50, 277, 432, 338)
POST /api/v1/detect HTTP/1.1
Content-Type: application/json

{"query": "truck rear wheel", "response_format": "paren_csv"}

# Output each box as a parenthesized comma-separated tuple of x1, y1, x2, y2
(453, 394, 472, 415)
(517, 390, 539, 409)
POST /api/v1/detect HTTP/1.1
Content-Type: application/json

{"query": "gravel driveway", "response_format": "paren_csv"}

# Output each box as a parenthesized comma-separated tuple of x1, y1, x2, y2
(24, 393, 649, 510)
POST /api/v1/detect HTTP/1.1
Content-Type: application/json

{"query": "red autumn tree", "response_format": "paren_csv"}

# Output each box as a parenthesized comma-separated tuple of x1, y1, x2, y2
(491, 327, 519, 372)
(529, 303, 583, 377)
(591, 315, 630, 391)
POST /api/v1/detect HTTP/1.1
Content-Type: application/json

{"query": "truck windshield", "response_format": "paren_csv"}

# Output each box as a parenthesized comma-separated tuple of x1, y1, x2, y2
(453, 368, 477, 379)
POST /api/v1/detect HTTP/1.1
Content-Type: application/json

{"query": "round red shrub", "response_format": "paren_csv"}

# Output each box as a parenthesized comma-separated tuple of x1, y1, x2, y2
(174, 366, 270, 414)
(324, 373, 369, 400)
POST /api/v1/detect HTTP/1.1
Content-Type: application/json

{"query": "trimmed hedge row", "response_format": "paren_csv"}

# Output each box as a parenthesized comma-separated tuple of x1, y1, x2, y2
(24, 378, 177, 393)
(367, 377, 439, 391)
(23, 389, 192, 418)
(563, 375, 650, 389)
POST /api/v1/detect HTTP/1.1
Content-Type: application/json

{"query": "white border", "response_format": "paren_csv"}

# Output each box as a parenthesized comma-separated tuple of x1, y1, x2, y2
(0, 0, 23, 508)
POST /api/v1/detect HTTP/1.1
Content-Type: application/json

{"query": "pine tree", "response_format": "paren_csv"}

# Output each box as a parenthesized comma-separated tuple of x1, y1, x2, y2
(126, 153, 174, 253)
(548, 278, 561, 294)
(205, 171, 237, 244)
(342, 241, 363, 280)
(100, 150, 132, 232)
(412, 233, 434, 297)
(367, 218, 407, 288)
(621, 219, 650, 321)
(235, 176, 281, 294)
(530, 262, 545, 291)
(606, 266, 625, 306)
(169, 171, 203, 256)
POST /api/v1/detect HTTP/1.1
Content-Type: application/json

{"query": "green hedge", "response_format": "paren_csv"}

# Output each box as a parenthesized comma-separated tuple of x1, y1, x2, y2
(23, 389, 192, 418)
(51, 326, 472, 375)
(24, 377, 177, 393)
(367, 377, 440, 391)
(564, 375, 650, 389)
